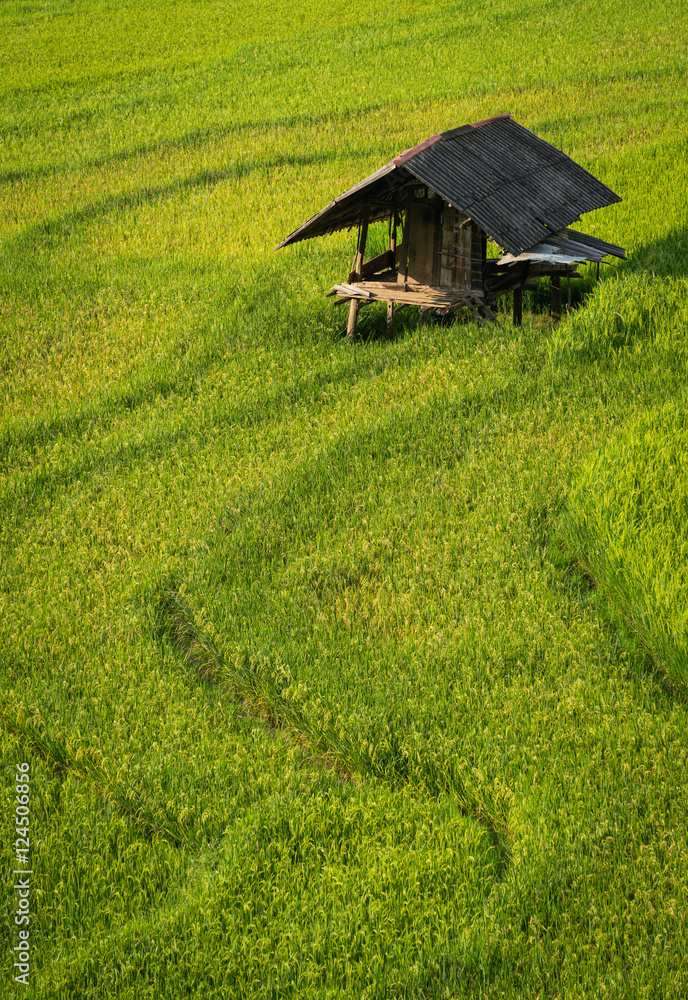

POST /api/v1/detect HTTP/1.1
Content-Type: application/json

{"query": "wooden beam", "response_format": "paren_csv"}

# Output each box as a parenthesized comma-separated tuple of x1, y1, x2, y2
(338, 282, 372, 298)
(389, 214, 397, 259)
(331, 281, 489, 307)
(432, 197, 443, 286)
(361, 249, 395, 278)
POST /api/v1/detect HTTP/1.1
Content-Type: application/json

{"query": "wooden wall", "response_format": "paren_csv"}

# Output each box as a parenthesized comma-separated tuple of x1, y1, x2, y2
(398, 189, 484, 292)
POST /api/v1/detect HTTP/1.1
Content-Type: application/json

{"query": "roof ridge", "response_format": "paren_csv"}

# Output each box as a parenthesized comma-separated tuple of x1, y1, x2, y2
(392, 114, 513, 168)
(392, 133, 442, 167)
(467, 113, 513, 129)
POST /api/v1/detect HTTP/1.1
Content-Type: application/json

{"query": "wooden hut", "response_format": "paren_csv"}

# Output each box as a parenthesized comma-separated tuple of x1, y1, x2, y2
(275, 114, 625, 336)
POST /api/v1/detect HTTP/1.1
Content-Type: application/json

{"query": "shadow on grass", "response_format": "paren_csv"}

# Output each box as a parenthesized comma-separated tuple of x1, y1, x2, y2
(154, 582, 514, 871)
(545, 531, 683, 709)
(332, 301, 418, 344)
(622, 224, 688, 279)
(0, 327, 416, 529)
(0, 102, 390, 186)
(335, 299, 495, 344)
(2, 148, 348, 257)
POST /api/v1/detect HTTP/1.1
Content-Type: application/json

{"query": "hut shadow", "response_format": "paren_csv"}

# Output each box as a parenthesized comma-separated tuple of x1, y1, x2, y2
(332, 301, 406, 344)
(335, 300, 496, 343)
(620, 224, 688, 279)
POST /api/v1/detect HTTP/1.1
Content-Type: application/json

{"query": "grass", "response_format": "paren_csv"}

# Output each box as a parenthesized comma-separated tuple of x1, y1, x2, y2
(563, 395, 688, 696)
(1, 0, 688, 996)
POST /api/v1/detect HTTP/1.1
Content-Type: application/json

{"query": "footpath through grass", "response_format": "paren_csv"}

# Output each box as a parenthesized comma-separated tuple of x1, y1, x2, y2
(1, 0, 688, 996)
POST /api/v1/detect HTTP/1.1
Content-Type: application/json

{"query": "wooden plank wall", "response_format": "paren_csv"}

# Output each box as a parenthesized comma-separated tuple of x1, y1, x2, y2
(406, 200, 437, 285)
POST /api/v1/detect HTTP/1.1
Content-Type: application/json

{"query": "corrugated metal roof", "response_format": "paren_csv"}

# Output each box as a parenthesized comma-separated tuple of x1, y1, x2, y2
(497, 227, 626, 266)
(275, 115, 622, 257)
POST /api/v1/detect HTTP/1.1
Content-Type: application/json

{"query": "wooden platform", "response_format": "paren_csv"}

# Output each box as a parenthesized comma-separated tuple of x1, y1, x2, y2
(328, 280, 498, 327)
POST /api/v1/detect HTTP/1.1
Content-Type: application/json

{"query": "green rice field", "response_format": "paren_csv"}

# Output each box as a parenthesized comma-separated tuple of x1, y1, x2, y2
(1, 0, 688, 996)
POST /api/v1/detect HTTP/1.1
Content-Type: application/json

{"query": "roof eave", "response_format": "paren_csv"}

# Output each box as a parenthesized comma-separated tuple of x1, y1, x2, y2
(274, 160, 405, 250)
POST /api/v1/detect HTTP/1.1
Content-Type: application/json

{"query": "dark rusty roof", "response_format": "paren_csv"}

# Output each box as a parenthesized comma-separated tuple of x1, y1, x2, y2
(275, 115, 622, 256)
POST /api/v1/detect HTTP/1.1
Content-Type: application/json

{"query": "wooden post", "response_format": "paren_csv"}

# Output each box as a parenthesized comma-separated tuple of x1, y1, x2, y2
(347, 209, 369, 341)
(513, 286, 522, 326)
(353, 209, 369, 277)
(397, 195, 410, 288)
(385, 214, 398, 338)
(346, 300, 359, 340)
(389, 214, 398, 262)
(567, 268, 572, 315)
(550, 275, 561, 322)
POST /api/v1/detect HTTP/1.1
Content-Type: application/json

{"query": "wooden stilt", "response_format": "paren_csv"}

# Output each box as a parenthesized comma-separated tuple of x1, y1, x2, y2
(386, 300, 394, 338)
(347, 300, 359, 339)
(513, 286, 522, 326)
(551, 275, 561, 322)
